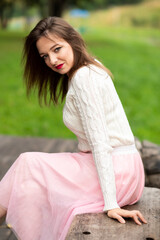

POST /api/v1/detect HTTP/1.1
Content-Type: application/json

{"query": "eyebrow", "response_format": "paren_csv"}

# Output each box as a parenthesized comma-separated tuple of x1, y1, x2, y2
(39, 44, 59, 56)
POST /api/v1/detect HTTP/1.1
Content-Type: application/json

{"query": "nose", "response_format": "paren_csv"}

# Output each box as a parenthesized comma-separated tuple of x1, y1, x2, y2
(49, 53, 57, 66)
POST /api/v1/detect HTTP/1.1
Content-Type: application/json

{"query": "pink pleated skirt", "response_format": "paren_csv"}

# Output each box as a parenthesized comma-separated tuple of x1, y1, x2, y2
(0, 144, 145, 240)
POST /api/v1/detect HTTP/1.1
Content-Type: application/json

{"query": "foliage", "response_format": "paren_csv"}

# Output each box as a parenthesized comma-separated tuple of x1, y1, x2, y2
(65, 1, 160, 29)
(0, 0, 145, 29)
(68, 0, 143, 10)
(0, 0, 14, 28)
(107, 0, 142, 4)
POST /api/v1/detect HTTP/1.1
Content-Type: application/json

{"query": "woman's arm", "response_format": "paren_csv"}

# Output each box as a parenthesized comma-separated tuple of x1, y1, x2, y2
(72, 66, 147, 225)
(72, 66, 119, 211)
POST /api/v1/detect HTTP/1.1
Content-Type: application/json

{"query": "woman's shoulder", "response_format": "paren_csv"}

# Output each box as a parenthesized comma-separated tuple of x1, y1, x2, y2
(72, 63, 109, 84)
(70, 63, 116, 96)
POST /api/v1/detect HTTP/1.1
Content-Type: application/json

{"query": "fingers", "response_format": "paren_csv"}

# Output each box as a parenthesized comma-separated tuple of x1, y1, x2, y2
(108, 212, 126, 224)
(118, 209, 147, 225)
(123, 210, 147, 225)
(108, 210, 126, 224)
(115, 214, 126, 224)
(132, 210, 147, 225)
(132, 213, 142, 225)
(137, 211, 147, 224)
(107, 209, 147, 226)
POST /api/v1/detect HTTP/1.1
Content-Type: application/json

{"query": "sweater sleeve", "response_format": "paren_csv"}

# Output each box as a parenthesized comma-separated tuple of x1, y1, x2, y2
(72, 67, 120, 211)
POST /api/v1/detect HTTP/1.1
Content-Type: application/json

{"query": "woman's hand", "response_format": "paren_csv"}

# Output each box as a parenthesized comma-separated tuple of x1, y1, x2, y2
(107, 208, 147, 225)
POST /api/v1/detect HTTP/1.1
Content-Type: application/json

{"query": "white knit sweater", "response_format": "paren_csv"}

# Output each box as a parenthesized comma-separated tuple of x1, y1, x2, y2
(63, 64, 135, 211)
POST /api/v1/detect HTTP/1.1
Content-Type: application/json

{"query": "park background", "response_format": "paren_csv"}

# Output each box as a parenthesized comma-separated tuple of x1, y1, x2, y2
(0, 0, 160, 144)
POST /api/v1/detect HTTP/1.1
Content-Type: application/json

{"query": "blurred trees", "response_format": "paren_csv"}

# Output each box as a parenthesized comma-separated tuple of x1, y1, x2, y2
(24, 0, 68, 17)
(0, 0, 14, 28)
(107, 0, 142, 4)
(0, 0, 68, 28)
(0, 0, 144, 29)
(68, 0, 143, 10)
(48, 0, 67, 17)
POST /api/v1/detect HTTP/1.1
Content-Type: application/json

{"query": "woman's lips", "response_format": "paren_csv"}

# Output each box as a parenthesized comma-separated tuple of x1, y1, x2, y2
(56, 63, 64, 69)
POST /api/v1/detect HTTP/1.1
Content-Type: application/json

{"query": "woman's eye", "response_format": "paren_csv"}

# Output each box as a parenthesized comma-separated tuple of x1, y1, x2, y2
(42, 55, 48, 60)
(54, 47, 61, 53)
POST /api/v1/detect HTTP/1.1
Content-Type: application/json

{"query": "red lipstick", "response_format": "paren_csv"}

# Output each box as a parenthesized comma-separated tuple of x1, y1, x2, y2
(56, 64, 64, 69)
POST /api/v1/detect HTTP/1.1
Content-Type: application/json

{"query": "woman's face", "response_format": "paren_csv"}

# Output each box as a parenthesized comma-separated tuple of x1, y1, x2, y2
(36, 34, 74, 76)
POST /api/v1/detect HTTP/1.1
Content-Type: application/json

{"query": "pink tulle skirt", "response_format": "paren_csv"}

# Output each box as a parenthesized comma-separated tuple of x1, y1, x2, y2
(0, 145, 145, 240)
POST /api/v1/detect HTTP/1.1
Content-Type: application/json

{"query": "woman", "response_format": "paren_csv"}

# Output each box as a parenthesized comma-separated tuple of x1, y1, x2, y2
(0, 17, 147, 239)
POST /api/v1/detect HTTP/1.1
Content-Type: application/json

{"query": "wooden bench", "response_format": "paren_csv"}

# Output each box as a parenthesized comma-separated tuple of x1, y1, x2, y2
(66, 187, 160, 240)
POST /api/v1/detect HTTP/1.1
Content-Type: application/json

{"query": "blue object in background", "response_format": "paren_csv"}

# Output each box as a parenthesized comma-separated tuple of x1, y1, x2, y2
(70, 9, 89, 18)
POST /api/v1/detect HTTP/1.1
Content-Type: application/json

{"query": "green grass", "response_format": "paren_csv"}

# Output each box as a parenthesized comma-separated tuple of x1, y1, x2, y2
(84, 26, 160, 144)
(0, 30, 74, 139)
(0, 26, 160, 144)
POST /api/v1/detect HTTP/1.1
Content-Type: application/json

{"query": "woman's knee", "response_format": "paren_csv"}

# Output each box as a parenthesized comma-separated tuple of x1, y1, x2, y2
(18, 152, 40, 166)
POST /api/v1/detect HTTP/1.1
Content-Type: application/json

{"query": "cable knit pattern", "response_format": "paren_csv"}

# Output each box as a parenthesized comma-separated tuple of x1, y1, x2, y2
(63, 64, 135, 211)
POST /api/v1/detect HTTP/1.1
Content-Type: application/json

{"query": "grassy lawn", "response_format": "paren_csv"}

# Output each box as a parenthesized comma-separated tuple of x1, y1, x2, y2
(0, 26, 160, 144)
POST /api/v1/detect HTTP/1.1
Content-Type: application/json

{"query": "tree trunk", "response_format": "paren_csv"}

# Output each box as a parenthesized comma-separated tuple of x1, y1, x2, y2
(38, 0, 48, 18)
(0, 11, 8, 29)
(48, 0, 67, 17)
(0, 2, 14, 29)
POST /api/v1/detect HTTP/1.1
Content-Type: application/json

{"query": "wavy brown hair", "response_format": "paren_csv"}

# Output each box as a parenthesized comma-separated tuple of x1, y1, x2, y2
(23, 16, 111, 105)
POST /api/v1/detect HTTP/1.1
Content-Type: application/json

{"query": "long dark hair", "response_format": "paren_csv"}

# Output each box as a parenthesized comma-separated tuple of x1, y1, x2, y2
(23, 16, 111, 105)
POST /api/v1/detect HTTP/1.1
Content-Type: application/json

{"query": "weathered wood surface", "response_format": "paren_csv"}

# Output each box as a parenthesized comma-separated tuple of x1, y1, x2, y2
(141, 140, 160, 188)
(135, 138, 160, 188)
(66, 187, 160, 240)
